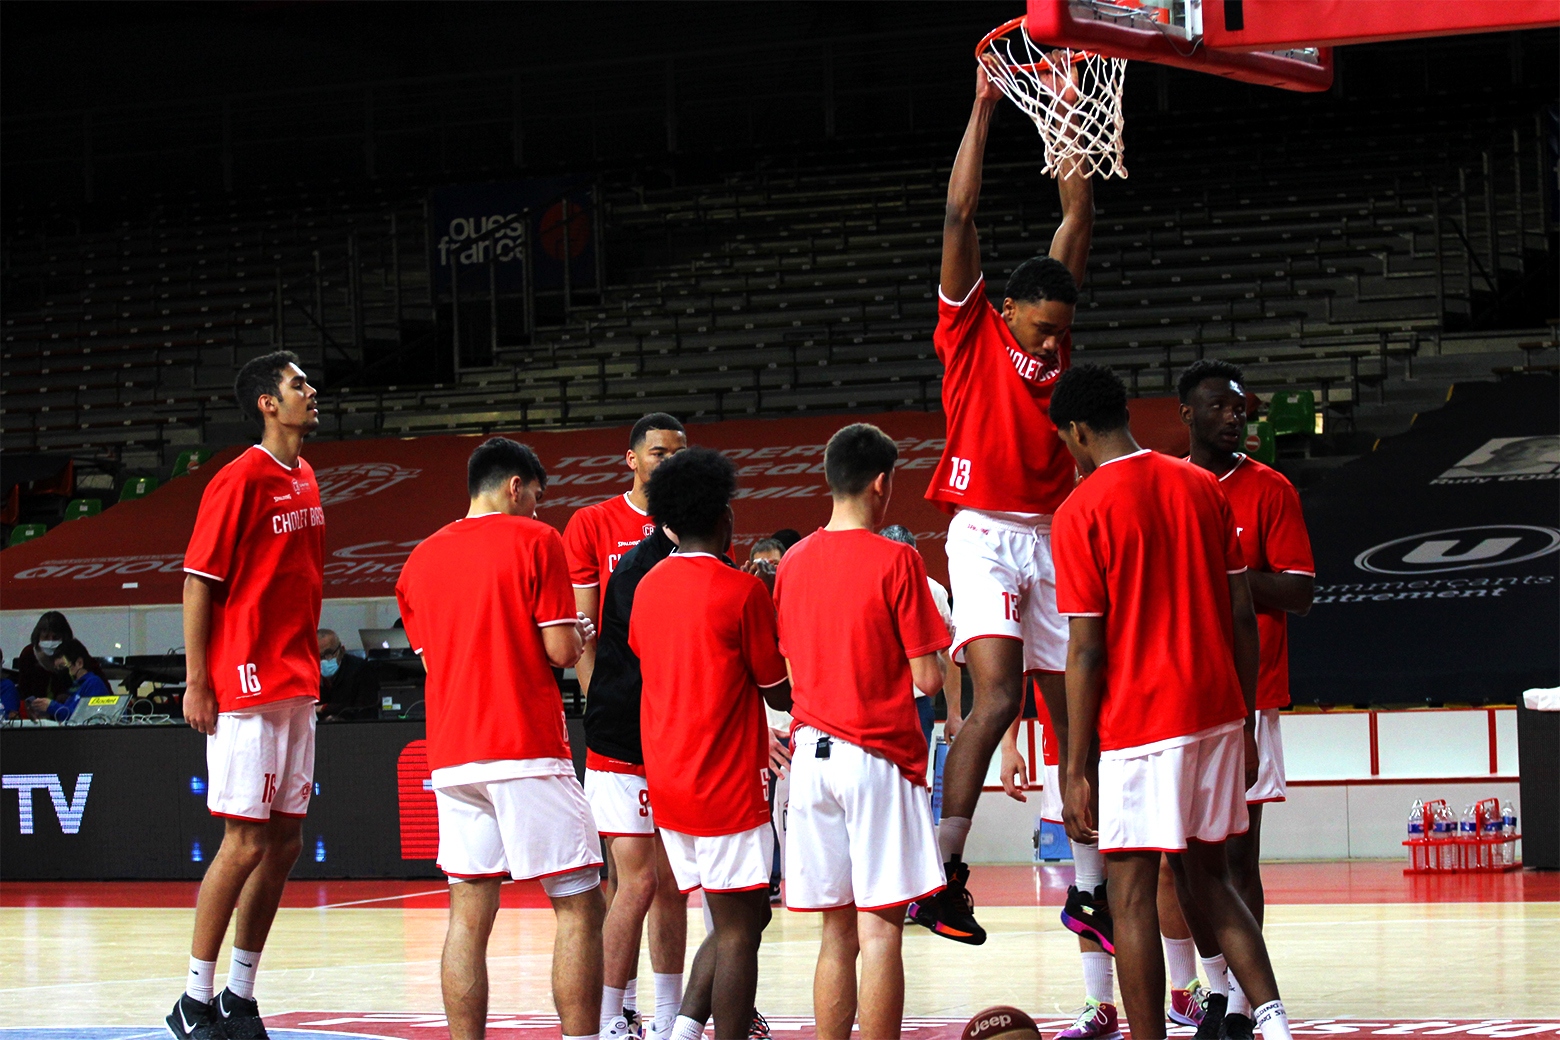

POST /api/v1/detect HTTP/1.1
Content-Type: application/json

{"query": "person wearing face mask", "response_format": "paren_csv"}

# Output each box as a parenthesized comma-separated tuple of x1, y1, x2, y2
(315, 629, 380, 721)
(34, 639, 112, 722)
(15, 611, 75, 703)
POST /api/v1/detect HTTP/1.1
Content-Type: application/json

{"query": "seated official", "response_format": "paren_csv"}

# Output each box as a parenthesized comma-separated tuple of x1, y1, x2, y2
(35, 639, 111, 722)
(317, 629, 381, 720)
(16, 610, 75, 702)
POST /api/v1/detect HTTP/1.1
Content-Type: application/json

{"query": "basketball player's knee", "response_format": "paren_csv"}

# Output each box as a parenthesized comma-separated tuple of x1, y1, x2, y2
(544, 866, 605, 903)
(217, 824, 269, 870)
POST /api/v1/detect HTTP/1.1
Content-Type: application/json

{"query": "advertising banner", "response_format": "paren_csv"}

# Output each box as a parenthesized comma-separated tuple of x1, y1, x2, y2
(1290, 375, 1559, 705)
(427, 177, 594, 296)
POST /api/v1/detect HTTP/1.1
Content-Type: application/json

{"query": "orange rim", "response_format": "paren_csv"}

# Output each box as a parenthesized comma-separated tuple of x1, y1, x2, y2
(977, 15, 1095, 69)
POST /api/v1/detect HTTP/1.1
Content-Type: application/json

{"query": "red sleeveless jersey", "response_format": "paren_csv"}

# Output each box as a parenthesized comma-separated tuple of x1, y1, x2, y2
(926, 278, 1076, 516)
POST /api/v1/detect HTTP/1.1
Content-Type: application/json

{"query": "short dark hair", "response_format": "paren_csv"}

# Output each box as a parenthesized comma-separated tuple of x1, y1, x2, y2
(824, 423, 899, 496)
(234, 350, 302, 432)
(630, 412, 685, 451)
(467, 437, 547, 497)
(1177, 359, 1246, 403)
(1049, 363, 1131, 433)
(52, 638, 91, 668)
(31, 611, 72, 646)
(879, 525, 917, 548)
(771, 528, 802, 551)
(1005, 256, 1079, 306)
(645, 447, 737, 540)
(750, 537, 786, 558)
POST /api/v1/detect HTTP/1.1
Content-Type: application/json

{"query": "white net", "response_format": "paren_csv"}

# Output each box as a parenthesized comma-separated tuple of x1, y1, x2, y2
(979, 21, 1129, 180)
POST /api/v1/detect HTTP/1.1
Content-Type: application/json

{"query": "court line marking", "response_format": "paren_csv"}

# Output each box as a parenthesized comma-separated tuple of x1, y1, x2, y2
(312, 887, 450, 909)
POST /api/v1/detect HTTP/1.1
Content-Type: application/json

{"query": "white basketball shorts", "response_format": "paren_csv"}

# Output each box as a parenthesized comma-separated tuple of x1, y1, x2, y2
(1041, 762, 1063, 825)
(585, 763, 655, 836)
(1246, 708, 1287, 805)
(660, 823, 774, 895)
(435, 773, 604, 893)
(1097, 720, 1250, 853)
(207, 695, 316, 821)
(945, 509, 1068, 674)
(784, 726, 945, 912)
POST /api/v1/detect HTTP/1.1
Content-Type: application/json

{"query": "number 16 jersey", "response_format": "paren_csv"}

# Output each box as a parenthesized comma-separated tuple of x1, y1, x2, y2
(926, 278, 1076, 516)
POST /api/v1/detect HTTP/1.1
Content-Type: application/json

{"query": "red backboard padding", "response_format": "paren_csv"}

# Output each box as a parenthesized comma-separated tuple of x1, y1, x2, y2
(1203, 0, 1559, 51)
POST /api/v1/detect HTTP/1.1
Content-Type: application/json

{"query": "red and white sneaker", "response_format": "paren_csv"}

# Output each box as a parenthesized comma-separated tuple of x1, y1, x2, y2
(1056, 999, 1123, 1040)
(1170, 980, 1210, 1027)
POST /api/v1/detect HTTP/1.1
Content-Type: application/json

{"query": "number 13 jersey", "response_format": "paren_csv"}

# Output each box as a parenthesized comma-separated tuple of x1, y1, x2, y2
(926, 278, 1076, 516)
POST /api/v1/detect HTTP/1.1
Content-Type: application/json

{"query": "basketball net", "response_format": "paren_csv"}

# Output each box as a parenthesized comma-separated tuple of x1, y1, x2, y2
(978, 18, 1128, 180)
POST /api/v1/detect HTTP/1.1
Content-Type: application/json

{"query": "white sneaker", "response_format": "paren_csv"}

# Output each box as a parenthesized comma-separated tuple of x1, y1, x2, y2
(601, 1016, 639, 1040)
(645, 1022, 672, 1040)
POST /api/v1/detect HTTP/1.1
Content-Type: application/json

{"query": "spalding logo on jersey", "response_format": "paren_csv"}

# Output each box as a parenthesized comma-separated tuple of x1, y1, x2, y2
(963, 1006, 1042, 1040)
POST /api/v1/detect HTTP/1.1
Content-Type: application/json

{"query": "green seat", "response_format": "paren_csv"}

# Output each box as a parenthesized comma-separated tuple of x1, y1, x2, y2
(171, 449, 211, 478)
(1244, 420, 1276, 464)
(7, 523, 47, 547)
(63, 498, 102, 521)
(1268, 390, 1316, 437)
(118, 476, 159, 502)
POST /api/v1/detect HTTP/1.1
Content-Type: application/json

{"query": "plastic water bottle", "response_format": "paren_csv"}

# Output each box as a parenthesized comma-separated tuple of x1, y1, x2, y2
(1483, 804, 1504, 867)
(1459, 805, 1479, 869)
(1502, 801, 1518, 866)
(1406, 799, 1424, 866)
(1431, 803, 1456, 869)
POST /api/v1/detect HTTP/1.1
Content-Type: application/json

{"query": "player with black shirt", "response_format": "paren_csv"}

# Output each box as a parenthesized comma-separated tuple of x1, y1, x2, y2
(586, 524, 688, 1040)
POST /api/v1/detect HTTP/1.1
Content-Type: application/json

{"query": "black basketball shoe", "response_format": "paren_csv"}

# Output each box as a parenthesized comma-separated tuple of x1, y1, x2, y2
(165, 994, 227, 1040)
(907, 856, 988, 945)
(215, 989, 269, 1040)
(1060, 881, 1115, 954)
(1195, 993, 1229, 1040)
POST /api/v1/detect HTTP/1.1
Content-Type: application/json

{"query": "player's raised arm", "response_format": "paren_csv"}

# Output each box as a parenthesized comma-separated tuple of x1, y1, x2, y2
(942, 63, 1004, 302)
(1049, 155, 1095, 288)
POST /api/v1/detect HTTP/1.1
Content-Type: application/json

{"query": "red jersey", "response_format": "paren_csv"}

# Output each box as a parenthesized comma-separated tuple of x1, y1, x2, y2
(1215, 454, 1314, 710)
(395, 514, 578, 772)
(773, 529, 951, 785)
(1032, 682, 1059, 768)
(1053, 449, 1248, 752)
(562, 492, 655, 597)
(183, 446, 325, 713)
(630, 554, 788, 836)
(926, 278, 1076, 516)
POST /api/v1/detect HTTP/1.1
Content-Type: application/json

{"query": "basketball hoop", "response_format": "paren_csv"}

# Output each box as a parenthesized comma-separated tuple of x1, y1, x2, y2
(977, 15, 1128, 180)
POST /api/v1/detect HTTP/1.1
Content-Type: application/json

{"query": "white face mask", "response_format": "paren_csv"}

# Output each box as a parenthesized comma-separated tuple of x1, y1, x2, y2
(37, 640, 62, 655)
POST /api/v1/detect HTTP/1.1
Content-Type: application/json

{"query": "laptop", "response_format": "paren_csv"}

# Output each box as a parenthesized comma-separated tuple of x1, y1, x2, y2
(359, 627, 414, 658)
(70, 693, 130, 725)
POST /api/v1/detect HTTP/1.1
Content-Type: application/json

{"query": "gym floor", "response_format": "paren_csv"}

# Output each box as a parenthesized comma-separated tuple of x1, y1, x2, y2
(3, 863, 1557, 1039)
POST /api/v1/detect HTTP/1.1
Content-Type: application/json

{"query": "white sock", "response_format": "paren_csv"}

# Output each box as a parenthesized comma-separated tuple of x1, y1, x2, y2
(564, 1034, 597, 1040)
(623, 976, 638, 1013)
(226, 947, 261, 1000)
(938, 816, 972, 861)
(1201, 955, 1229, 998)
(186, 957, 216, 1003)
(1255, 1000, 1292, 1040)
(601, 984, 626, 1029)
(1163, 936, 1198, 991)
(653, 972, 684, 1034)
(670, 1014, 707, 1040)
(1071, 840, 1105, 892)
(1227, 969, 1252, 1018)
(1080, 950, 1114, 1004)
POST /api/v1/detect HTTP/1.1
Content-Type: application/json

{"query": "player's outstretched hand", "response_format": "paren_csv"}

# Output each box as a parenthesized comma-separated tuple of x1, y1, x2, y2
(575, 611, 597, 645)
(184, 682, 218, 736)
(1243, 724, 1260, 790)
(999, 743, 1028, 802)
(1062, 774, 1097, 844)
(768, 727, 792, 778)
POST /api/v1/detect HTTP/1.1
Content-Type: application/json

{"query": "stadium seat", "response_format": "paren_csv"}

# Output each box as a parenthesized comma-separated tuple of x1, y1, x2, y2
(171, 449, 211, 478)
(118, 476, 159, 502)
(7, 523, 48, 547)
(1244, 420, 1276, 464)
(63, 498, 102, 521)
(1268, 390, 1316, 437)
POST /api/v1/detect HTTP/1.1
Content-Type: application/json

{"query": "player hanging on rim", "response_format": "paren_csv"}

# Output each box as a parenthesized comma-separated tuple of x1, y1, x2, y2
(395, 437, 605, 1040)
(1049, 364, 1294, 1040)
(168, 351, 326, 1040)
(1156, 361, 1315, 1040)
(773, 424, 951, 1040)
(567, 413, 690, 1040)
(909, 58, 1100, 947)
(630, 449, 792, 1040)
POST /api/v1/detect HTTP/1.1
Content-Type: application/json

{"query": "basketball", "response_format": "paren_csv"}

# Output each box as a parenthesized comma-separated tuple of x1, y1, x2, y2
(963, 1006, 1043, 1040)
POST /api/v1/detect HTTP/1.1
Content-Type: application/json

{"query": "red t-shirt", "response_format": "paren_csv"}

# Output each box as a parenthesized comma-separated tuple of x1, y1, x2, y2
(183, 446, 325, 713)
(562, 492, 655, 600)
(1053, 449, 1248, 753)
(1216, 454, 1314, 710)
(773, 529, 951, 785)
(926, 278, 1076, 515)
(395, 513, 578, 772)
(630, 553, 788, 836)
